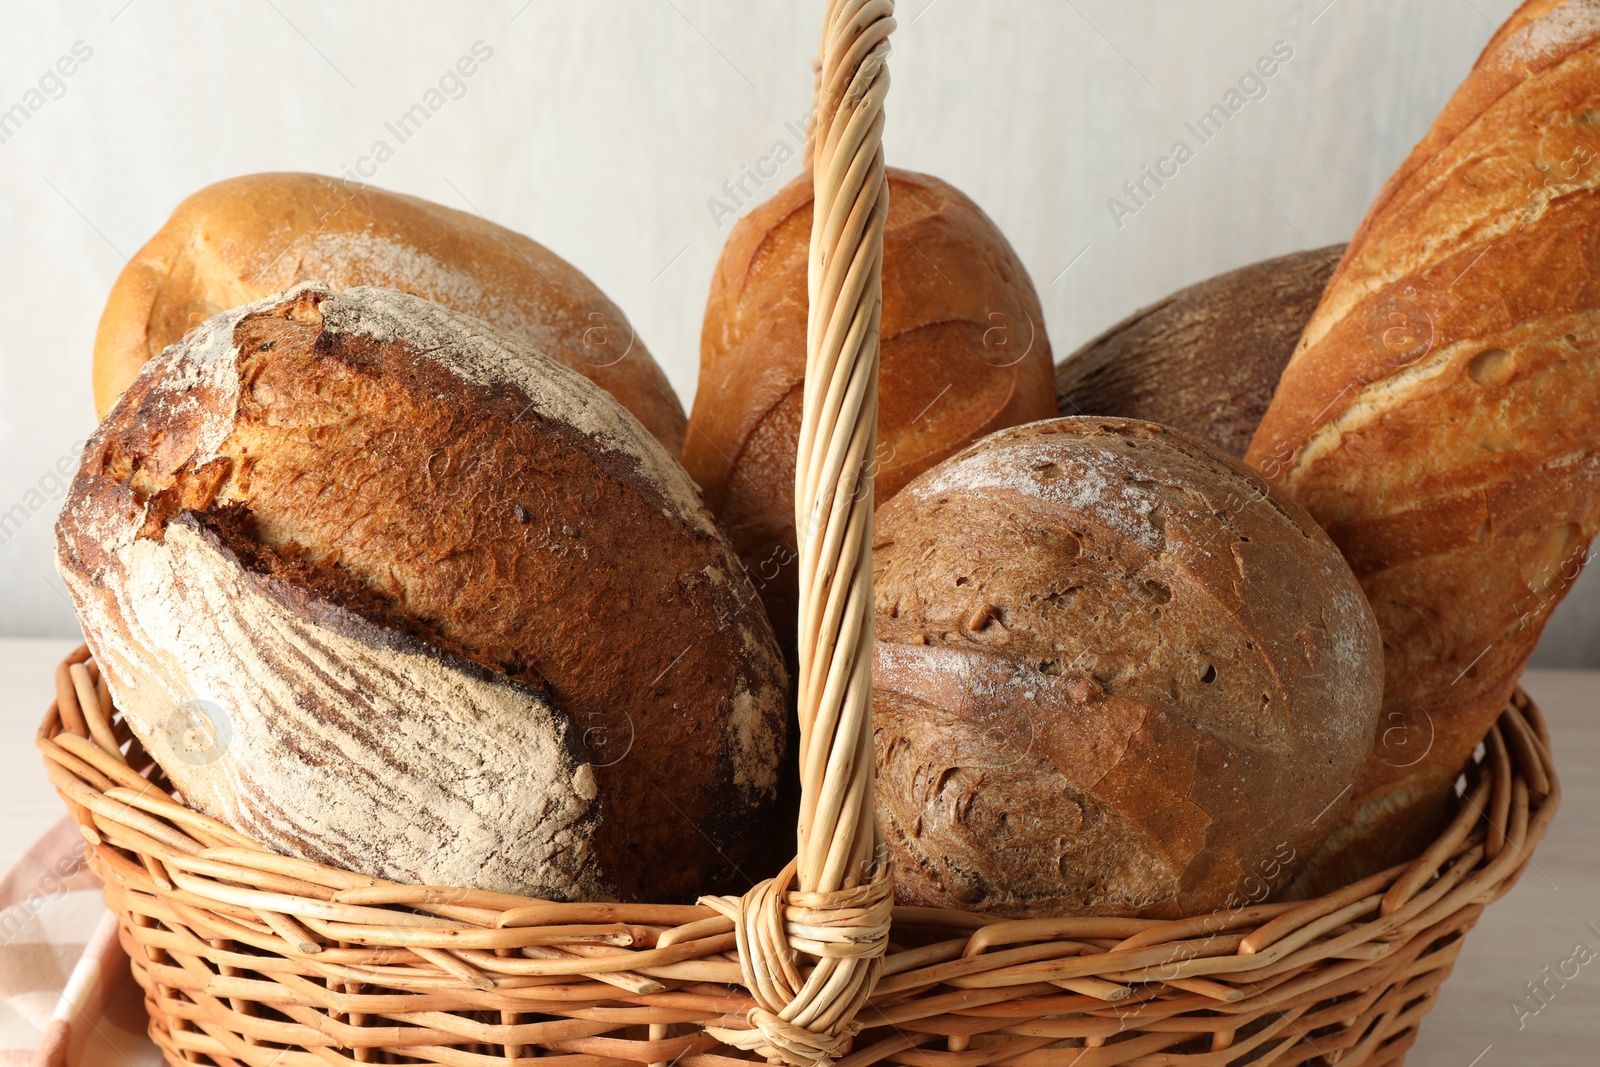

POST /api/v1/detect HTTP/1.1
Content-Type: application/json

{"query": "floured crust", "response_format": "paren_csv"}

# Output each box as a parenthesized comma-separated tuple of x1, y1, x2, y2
(1056, 246, 1342, 457)
(91, 172, 686, 455)
(1245, 0, 1600, 889)
(683, 168, 1059, 660)
(58, 284, 787, 901)
(68, 514, 606, 896)
(872, 418, 1383, 918)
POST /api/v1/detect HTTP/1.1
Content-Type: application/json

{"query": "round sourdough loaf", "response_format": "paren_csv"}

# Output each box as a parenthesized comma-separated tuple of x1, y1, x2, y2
(870, 418, 1382, 918)
(56, 283, 787, 902)
(92, 173, 686, 455)
(684, 168, 1058, 660)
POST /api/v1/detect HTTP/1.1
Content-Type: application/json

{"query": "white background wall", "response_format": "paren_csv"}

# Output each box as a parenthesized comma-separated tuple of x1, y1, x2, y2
(1, 0, 1594, 665)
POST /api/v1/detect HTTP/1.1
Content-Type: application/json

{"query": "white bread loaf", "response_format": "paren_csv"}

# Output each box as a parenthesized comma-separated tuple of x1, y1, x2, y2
(92, 173, 688, 455)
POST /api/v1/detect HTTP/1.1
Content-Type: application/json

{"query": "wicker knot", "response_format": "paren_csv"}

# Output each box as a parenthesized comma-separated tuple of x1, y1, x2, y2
(701, 858, 894, 1067)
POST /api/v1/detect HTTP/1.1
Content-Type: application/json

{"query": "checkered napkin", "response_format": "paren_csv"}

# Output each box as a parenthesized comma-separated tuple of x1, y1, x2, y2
(0, 817, 158, 1066)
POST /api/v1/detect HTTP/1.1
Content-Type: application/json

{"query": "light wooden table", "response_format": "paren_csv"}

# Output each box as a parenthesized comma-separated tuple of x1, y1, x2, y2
(3, 639, 1595, 1064)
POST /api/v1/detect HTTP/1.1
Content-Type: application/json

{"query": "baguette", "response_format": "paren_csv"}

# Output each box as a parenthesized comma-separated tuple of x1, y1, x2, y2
(1246, 0, 1600, 888)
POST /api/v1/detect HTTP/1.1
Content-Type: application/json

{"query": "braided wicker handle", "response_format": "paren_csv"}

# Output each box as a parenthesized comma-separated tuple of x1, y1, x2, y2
(702, 3, 895, 1064)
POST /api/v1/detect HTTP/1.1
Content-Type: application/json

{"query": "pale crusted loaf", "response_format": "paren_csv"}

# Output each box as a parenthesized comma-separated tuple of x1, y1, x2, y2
(92, 173, 687, 455)
(58, 284, 787, 901)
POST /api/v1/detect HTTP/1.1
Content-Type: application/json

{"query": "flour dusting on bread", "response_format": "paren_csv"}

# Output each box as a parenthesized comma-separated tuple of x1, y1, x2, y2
(76, 517, 606, 897)
(57, 283, 787, 902)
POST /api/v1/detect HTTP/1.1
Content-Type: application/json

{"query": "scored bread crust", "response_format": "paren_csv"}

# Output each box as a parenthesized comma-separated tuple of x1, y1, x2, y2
(684, 168, 1058, 658)
(872, 419, 1383, 918)
(1056, 246, 1343, 457)
(58, 284, 787, 902)
(1245, 0, 1600, 889)
(92, 172, 686, 455)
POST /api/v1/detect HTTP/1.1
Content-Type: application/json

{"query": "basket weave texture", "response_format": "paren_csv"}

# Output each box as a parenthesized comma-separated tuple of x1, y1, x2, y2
(35, 1, 1564, 1065)
(36, 651, 1560, 1067)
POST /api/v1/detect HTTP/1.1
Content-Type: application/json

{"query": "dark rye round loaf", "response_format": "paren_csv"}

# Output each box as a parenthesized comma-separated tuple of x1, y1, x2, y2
(1055, 246, 1344, 457)
(870, 418, 1383, 918)
(56, 284, 787, 902)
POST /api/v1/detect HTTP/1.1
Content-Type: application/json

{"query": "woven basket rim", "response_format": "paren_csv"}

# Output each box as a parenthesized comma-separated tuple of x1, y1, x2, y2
(37, 646, 1560, 1067)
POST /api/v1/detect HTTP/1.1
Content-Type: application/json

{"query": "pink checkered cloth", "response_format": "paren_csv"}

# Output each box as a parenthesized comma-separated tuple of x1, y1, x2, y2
(0, 817, 159, 1067)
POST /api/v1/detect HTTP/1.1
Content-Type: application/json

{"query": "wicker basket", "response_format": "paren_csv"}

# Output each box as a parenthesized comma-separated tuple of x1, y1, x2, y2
(35, 3, 1562, 1065)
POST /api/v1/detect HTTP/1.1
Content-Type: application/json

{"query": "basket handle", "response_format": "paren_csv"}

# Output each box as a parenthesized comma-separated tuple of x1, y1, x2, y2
(702, 3, 896, 1064)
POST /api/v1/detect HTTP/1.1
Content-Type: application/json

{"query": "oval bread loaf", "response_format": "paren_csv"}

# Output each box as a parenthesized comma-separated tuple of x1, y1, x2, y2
(57, 284, 787, 902)
(92, 173, 687, 454)
(871, 418, 1383, 918)
(685, 168, 1058, 659)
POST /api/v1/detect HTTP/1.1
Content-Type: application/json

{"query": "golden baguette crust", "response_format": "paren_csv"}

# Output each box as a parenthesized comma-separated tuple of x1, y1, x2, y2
(1056, 246, 1342, 456)
(685, 168, 1057, 657)
(1246, 0, 1600, 890)
(93, 172, 686, 455)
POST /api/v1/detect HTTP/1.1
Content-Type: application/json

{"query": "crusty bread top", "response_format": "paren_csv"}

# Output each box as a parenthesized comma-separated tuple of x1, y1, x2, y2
(1320, 0, 1600, 329)
(93, 172, 686, 454)
(64, 284, 786, 901)
(1254, 1, 1600, 454)
(881, 420, 1380, 750)
(687, 167, 1057, 516)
